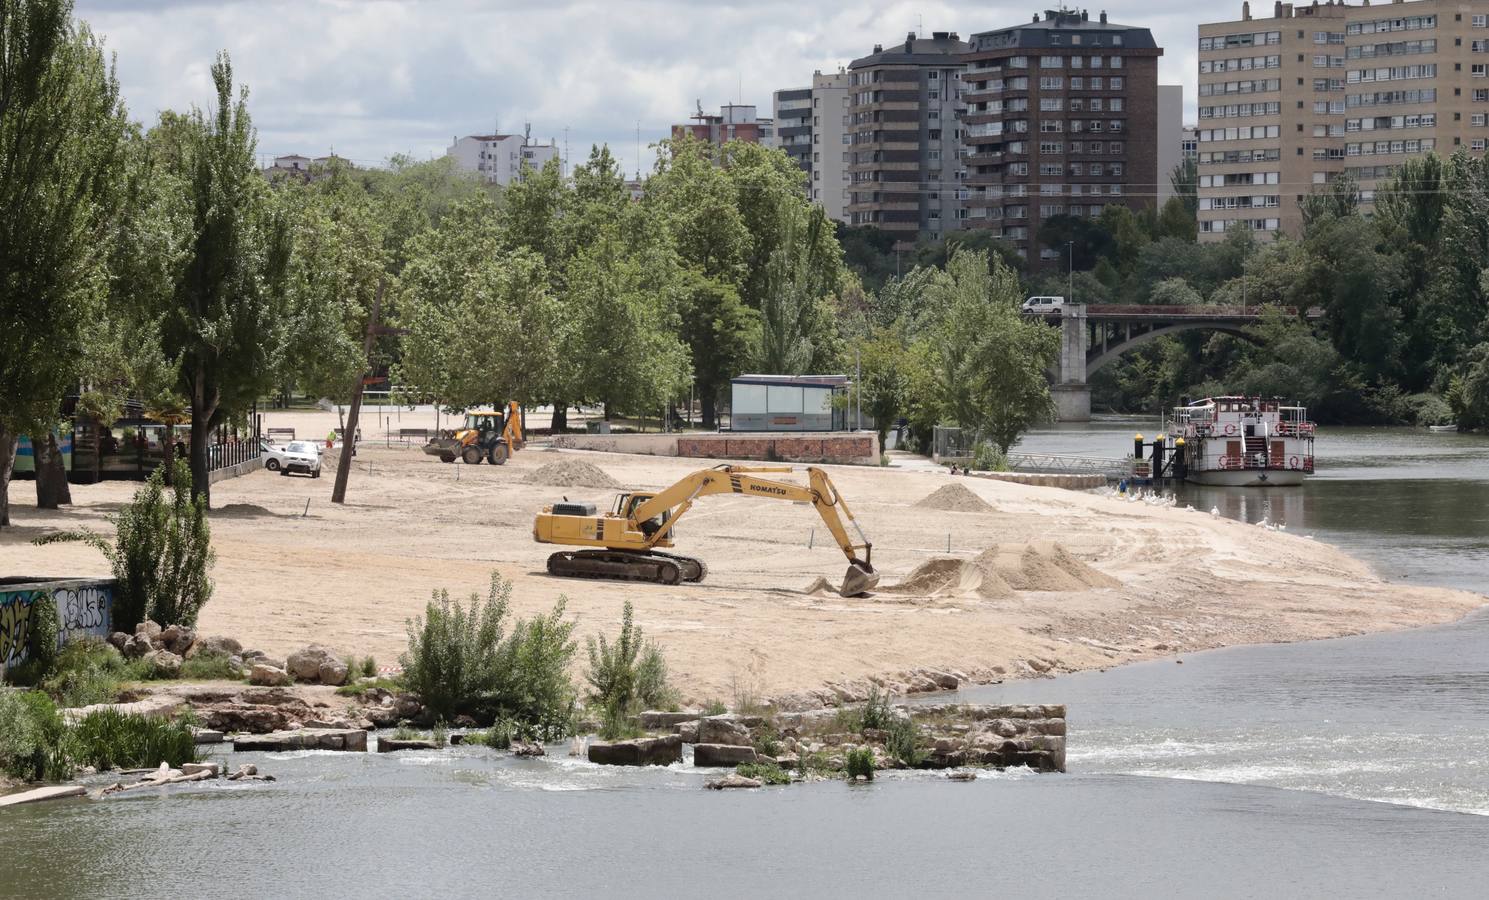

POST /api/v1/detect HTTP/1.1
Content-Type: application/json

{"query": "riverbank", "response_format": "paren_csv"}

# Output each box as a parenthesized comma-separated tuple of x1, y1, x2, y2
(2, 442, 1482, 705)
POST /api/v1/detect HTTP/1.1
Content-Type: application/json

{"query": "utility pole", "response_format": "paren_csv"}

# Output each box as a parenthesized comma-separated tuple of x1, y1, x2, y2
(1067, 240, 1074, 304)
(855, 347, 862, 431)
(332, 278, 388, 504)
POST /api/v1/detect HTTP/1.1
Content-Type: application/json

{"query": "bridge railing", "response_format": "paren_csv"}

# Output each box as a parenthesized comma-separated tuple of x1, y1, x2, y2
(1007, 453, 1130, 477)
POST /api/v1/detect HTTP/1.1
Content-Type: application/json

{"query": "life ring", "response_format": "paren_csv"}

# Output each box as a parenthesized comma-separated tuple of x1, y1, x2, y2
(1223, 423, 1237, 436)
(1289, 455, 1299, 469)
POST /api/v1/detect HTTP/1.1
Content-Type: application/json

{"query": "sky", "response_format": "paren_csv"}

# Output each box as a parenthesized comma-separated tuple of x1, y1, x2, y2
(74, 0, 1206, 173)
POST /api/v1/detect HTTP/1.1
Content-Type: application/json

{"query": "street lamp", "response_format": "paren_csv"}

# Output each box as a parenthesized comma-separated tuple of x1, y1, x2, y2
(1066, 240, 1074, 305)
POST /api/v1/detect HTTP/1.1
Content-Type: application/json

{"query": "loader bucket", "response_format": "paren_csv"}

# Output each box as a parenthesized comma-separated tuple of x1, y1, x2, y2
(839, 560, 879, 597)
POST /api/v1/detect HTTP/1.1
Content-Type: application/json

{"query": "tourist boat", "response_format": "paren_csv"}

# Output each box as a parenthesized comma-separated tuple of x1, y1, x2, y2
(1167, 396, 1315, 487)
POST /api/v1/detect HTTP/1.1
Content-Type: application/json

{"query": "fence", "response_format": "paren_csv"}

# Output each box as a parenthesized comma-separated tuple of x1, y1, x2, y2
(933, 425, 975, 461)
(207, 439, 261, 472)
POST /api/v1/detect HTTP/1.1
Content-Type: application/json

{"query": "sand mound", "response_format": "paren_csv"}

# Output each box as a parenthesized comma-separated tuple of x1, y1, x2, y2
(915, 482, 996, 513)
(802, 576, 837, 597)
(883, 541, 1119, 598)
(211, 503, 275, 518)
(973, 541, 1121, 592)
(524, 459, 620, 489)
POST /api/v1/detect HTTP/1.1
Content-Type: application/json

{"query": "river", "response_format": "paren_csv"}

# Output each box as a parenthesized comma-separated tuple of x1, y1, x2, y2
(3, 422, 1488, 897)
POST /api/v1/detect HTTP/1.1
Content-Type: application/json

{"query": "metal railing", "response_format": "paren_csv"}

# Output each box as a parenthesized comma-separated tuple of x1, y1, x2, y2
(207, 440, 261, 472)
(1009, 453, 1131, 477)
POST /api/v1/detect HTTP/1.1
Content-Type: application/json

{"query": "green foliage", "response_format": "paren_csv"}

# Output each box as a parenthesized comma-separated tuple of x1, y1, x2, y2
(596, 704, 644, 741)
(858, 686, 894, 732)
(335, 675, 403, 698)
(586, 601, 678, 728)
(399, 572, 577, 738)
(971, 441, 1009, 473)
(26, 593, 61, 679)
(844, 747, 875, 781)
(702, 699, 728, 716)
(884, 716, 925, 767)
(462, 720, 514, 749)
(34, 458, 214, 629)
(69, 709, 199, 771)
(1447, 343, 1489, 429)
(0, 691, 71, 781)
(34, 640, 140, 707)
(736, 761, 791, 785)
(178, 652, 244, 682)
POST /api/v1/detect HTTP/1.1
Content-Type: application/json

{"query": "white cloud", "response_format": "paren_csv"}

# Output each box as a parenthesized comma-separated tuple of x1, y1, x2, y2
(76, 0, 1208, 170)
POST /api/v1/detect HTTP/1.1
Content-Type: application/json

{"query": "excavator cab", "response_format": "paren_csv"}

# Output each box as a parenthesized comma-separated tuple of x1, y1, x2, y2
(617, 492, 671, 539)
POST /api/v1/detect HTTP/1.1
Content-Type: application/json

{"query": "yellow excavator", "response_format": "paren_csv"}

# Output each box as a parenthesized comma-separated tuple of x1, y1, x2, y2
(533, 464, 879, 596)
(423, 401, 525, 465)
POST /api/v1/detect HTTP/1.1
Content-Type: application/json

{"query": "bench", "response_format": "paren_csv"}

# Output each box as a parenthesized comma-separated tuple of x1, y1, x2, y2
(266, 427, 295, 441)
(398, 428, 430, 440)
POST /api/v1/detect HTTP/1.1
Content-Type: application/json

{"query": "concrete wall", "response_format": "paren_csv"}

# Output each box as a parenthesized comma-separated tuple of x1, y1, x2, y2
(1, 578, 116, 668)
(550, 432, 880, 465)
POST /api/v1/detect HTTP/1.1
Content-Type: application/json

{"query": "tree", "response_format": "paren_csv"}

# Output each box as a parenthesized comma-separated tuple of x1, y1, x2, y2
(1155, 196, 1197, 242)
(1169, 158, 1198, 218)
(1447, 343, 1489, 430)
(1036, 214, 1114, 270)
(0, 0, 128, 525)
(928, 249, 1060, 453)
(149, 54, 292, 505)
(1148, 277, 1204, 307)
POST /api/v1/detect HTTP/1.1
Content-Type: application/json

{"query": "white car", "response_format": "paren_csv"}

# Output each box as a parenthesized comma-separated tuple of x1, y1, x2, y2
(1021, 295, 1066, 315)
(261, 440, 323, 478)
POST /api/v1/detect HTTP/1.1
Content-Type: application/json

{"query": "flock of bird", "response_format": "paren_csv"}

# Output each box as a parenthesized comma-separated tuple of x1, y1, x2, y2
(1106, 485, 1313, 538)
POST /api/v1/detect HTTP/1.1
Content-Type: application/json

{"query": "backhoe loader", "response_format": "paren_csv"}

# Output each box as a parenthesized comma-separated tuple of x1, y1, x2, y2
(422, 400, 524, 465)
(532, 464, 879, 596)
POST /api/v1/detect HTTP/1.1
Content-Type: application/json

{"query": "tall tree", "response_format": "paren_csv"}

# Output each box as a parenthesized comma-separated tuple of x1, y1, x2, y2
(151, 54, 292, 504)
(0, 0, 127, 524)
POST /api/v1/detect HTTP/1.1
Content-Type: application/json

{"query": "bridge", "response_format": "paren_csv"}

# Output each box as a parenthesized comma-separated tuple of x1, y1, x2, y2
(1035, 304, 1323, 421)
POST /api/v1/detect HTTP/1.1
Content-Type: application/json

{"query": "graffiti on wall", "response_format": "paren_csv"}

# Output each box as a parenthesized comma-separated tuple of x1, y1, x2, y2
(0, 590, 45, 668)
(0, 581, 115, 667)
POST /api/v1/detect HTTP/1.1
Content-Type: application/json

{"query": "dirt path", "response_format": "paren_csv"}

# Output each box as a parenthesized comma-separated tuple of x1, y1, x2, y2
(3, 441, 1481, 705)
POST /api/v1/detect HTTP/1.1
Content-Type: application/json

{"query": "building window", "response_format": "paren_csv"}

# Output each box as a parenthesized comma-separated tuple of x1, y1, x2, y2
(1110, 76, 1123, 89)
(1041, 55, 1063, 67)
(1071, 56, 1083, 69)
(1071, 77, 1084, 89)
(1090, 77, 1103, 89)
(1090, 56, 1103, 68)
(929, 71, 940, 80)
(1111, 56, 1122, 69)
(1110, 98, 1123, 111)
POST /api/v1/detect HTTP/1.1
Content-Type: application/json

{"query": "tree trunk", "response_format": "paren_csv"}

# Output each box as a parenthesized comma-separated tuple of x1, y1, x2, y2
(550, 404, 567, 433)
(702, 394, 717, 430)
(189, 411, 212, 507)
(0, 424, 16, 527)
(33, 431, 72, 508)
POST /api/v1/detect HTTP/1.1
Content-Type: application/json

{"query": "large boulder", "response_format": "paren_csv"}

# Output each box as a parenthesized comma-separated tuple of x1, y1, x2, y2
(639, 710, 702, 730)
(317, 659, 350, 687)
(698, 715, 752, 747)
(233, 728, 368, 752)
(705, 773, 762, 790)
(587, 734, 682, 767)
(693, 743, 759, 767)
(122, 633, 153, 659)
(249, 664, 293, 687)
(107, 632, 130, 652)
(143, 649, 182, 678)
(135, 620, 162, 640)
(286, 645, 335, 683)
(159, 624, 197, 656)
(189, 635, 243, 659)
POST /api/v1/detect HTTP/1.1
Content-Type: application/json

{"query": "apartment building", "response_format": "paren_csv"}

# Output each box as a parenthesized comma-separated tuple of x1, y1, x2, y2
(846, 31, 969, 237)
(773, 71, 852, 221)
(446, 132, 559, 185)
(672, 104, 776, 149)
(1157, 84, 1187, 204)
(960, 10, 1163, 262)
(1197, 0, 1489, 240)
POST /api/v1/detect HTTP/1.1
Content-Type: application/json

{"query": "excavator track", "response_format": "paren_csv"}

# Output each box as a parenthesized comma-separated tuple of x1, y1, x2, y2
(545, 550, 684, 586)
(648, 550, 708, 583)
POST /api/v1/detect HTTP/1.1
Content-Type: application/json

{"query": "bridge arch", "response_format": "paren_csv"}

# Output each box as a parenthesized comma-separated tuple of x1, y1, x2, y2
(1086, 321, 1257, 376)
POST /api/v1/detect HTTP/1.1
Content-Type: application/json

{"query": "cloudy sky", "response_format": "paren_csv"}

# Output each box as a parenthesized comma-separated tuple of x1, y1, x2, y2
(75, 0, 1204, 172)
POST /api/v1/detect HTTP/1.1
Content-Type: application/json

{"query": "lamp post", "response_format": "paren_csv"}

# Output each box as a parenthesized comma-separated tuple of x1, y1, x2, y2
(1066, 240, 1074, 304)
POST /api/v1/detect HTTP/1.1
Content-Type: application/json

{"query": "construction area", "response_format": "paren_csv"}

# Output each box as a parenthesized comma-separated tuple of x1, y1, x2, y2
(1, 410, 1480, 707)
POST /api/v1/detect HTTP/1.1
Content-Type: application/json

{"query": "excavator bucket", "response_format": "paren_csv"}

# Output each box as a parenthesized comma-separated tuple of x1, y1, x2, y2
(840, 560, 879, 597)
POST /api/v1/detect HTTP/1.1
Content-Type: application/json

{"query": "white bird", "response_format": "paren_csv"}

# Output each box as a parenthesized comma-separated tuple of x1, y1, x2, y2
(1210, 506, 1220, 518)
(1185, 505, 1195, 511)
(1277, 524, 1287, 532)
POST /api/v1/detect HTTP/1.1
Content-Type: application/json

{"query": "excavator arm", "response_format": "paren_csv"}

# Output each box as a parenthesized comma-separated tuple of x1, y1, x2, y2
(628, 465, 877, 592)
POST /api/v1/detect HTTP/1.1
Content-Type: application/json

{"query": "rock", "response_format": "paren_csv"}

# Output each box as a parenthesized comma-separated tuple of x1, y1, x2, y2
(989, 718, 1020, 738)
(135, 620, 162, 640)
(230, 764, 256, 777)
(639, 710, 702, 730)
(453, 715, 478, 728)
(181, 762, 221, 777)
(225, 764, 275, 783)
(233, 728, 369, 752)
(693, 743, 759, 767)
(587, 734, 683, 767)
(190, 727, 225, 744)
(376, 738, 440, 753)
(317, 659, 349, 687)
(60, 695, 184, 725)
(191, 635, 243, 658)
(160, 624, 191, 654)
(202, 706, 294, 734)
(286, 645, 335, 682)
(364, 706, 400, 728)
(143, 649, 182, 678)
(947, 771, 977, 782)
(697, 715, 752, 747)
(393, 695, 422, 719)
(249, 664, 292, 687)
(705, 773, 762, 790)
(568, 737, 586, 757)
(773, 752, 799, 769)
(678, 720, 700, 744)
(122, 634, 152, 658)
(107, 631, 130, 652)
(0, 785, 88, 807)
(304, 718, 354, 730)
(511, 740, 546, 758)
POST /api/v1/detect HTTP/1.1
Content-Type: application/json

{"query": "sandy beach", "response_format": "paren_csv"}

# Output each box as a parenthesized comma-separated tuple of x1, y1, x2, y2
(3, 421, 1482, 706)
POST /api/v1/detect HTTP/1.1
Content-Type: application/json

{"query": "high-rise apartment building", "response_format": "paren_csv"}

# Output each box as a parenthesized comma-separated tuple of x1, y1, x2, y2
(1197, 0, 1488, 241)
(960, 10, 1163, 263)
(846, 31, 969, 237)
(672, 104, 776, 148)
(773, 70, 851, 221)
(446, 133, 559, 185)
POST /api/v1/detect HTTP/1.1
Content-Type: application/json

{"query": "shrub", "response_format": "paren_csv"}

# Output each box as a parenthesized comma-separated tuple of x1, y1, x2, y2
(69, 709, 199, 771)
(752, 725, 781, 759)
(702, 699, 728, 716)
(597, 704, 643, 741)
(0, 691, 70, 782)
(859, 686, 894, 732)
(178, 652, 244, 681)
(359, 656, 378, 679)
(335, 675, 403, 698)
(464, 719, 514, 749)
(884, 715, 924, 767)
(844, 747, 875, 781)
(399, 572, 577, 738)
(26, 593, 61, 679)
(972, 441, 1009, 473)
(34, 459, 214, 629)
(586, 600, 677, 722)
(736, 761, 790, 785)
(36, 640, 139, 707)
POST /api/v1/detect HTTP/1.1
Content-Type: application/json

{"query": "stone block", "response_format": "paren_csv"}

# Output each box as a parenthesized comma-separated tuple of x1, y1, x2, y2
(0, 785, 87, 807)
(639, 710, 702, 730)
(693, 743, 759, 767)
(376, 738, 440, 753)
(697, 715, 752, 747)
(587, 734, 682, 767)
(232, 728, 368, 752)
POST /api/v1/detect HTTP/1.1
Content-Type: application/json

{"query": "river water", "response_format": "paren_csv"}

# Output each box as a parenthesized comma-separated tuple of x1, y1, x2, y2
(4, 422, 1488, 897)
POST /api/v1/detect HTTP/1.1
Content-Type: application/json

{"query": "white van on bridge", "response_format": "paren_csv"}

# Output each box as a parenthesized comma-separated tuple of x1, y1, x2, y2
(1021, 295, 1066, 315)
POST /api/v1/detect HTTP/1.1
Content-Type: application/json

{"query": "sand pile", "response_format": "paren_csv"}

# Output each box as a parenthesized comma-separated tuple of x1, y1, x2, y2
(915, 482, 996, 513)
(211, 503, 275, 518)
(883, 541, 1119, 598)
(524, 459, 620, 489)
